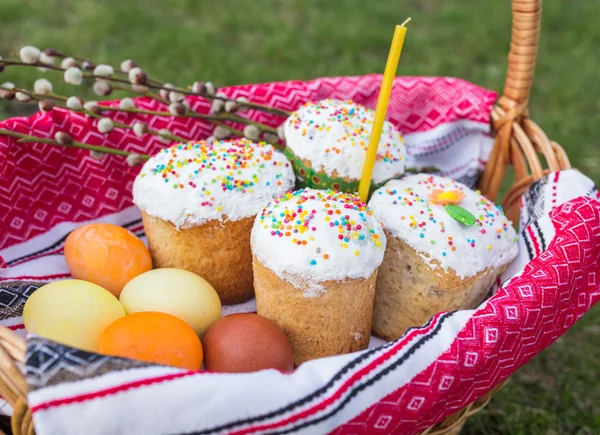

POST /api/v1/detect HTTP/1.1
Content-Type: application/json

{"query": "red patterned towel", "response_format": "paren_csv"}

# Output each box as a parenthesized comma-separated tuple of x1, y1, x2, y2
(1, 75, 598, 435)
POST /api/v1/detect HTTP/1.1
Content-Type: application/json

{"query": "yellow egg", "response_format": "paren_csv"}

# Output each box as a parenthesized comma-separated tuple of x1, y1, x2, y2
(119, 268, 222, 336)
(23, 280, 125, 352)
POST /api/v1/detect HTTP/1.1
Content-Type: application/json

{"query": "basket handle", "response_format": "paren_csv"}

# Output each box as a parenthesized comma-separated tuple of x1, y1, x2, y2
(479, 0, 571, 224)
(502, 0, 542, 104)
(0, 327, 30, 434)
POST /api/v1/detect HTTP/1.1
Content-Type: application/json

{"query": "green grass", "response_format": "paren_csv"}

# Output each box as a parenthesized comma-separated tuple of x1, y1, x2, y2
(1, 0, 598, 433)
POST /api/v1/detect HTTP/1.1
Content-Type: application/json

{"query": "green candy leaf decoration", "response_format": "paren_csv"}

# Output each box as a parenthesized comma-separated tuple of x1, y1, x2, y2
(445, 204, 476, 226)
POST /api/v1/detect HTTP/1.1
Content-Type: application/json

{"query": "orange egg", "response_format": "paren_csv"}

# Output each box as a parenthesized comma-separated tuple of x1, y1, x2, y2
(98, 311, 203, 370)
(64, 223, 152, 297)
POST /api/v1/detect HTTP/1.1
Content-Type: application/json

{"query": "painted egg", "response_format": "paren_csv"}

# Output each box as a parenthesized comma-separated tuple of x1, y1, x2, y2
(98, 311, 203, 370)
(119, 268, 221, 336)
(23, 279, 125, 352)
(203, 313, 294, 373)
(64, 223, 152, 297)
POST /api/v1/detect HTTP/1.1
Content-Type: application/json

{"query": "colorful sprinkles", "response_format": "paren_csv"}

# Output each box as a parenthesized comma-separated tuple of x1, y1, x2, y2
(283, 99, 407, 189)
(139, 138, 291, 210)
(257, 188, 384, 268)
(371, 175, 518, 262)
(287, 99, 404, 164)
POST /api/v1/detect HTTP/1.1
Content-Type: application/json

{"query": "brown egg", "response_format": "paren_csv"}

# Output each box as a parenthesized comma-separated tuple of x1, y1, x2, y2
(203, 313, 294, 373)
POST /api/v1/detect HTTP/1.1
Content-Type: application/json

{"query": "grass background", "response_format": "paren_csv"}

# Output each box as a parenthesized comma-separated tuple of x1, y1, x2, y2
(1, 0, 598, 433)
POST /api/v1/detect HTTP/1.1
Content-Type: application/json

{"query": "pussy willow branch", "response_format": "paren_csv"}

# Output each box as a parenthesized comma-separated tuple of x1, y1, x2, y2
(43, 51, 90, 66)
(0, 128, 149, 159)
(2, 58, 283, 139)
(47, 92, 67, 101)
(225, 113, 278, 133)
(111, 83, 169, 105)
(1, 60, 132, 85)
(171, 85, 290, 117)
(97, 97, 277, 134)
(1, 81, 279, 145)
(98, 106, 247, 138)
(83, 109, 189, 143)
(49, 52, 164, 87)
(1, 58, 290, 117)
(105, 84, 254, 134)
(0, 85, 189, 143)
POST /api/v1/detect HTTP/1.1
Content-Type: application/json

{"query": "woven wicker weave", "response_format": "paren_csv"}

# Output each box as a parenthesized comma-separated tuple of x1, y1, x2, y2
(0, 0, 572, 433)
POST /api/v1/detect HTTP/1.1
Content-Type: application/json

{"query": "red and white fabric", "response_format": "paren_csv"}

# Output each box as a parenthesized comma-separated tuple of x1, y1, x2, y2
(0, 75, 598, 435)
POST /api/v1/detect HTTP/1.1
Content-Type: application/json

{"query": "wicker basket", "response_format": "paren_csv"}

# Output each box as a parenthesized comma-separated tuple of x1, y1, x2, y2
(0, 0, 575, 433)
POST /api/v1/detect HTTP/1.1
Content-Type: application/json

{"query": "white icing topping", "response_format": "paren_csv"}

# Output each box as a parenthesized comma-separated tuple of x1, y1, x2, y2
(132, 139, 295, 228)
(283, 99, 406, 183)
(251, 188, 386, 284)
(368, 174, 519, 279)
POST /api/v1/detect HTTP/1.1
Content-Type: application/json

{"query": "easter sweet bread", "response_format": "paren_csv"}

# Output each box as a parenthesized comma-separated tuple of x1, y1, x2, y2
(133, 139, 295, 305)
(252, 257, 376, 365)
(140, 213, 254, 305)
(368, 174, 519, 340)
(282, 99, 406, 192)
(251, 188, 386, 365)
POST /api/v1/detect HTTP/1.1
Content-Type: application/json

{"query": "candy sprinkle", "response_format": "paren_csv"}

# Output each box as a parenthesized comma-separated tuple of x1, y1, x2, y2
(257, 188, 384, 268)
(139, 138, 292, 218)
(285, 99, 405, 166)
(369, 174, 519, 270)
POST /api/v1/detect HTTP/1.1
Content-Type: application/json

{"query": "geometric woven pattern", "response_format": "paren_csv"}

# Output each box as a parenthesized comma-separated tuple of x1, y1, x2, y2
(521, 175, 549, 228)
(10, 174, 598, 435)
(0, 75, 497, 250)
(3, 218, 143, 269)
(26, 337, 151, 391)
(0, 281, 44, 320)
(1, 75, 598, 435)
(334, 196, 600, 435)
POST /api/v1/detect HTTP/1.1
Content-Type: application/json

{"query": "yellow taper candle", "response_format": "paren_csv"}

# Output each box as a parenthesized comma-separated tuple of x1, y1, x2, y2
(358, 18, 410, 202)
